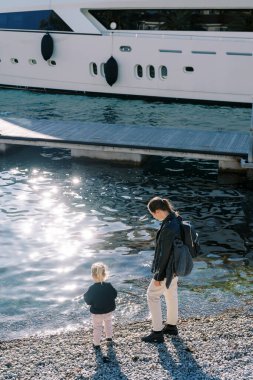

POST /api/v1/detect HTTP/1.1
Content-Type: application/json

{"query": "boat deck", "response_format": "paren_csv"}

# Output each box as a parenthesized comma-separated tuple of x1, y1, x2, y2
(0, 117, 250, 165)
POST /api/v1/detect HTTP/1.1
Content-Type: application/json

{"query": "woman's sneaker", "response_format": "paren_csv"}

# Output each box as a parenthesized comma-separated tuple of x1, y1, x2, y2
(141, 331, 164, 343)
(162, 324, 178, 336)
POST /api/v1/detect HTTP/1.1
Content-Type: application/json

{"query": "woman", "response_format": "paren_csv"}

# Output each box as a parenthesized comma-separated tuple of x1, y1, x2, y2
(142, 196, 181, 343)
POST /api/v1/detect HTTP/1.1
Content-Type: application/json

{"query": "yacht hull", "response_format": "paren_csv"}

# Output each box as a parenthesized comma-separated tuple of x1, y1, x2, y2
(0, 29, 253, 104)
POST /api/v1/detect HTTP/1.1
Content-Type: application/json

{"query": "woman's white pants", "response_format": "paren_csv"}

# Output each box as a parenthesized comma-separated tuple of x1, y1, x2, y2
(147, 277, 178, 331)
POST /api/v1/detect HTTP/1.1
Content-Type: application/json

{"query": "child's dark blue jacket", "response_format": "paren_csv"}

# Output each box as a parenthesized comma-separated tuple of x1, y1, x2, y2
(84, 282, 117, 314)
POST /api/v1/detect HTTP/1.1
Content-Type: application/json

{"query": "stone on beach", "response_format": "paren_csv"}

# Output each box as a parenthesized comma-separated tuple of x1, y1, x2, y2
(0, 302, 252, 380)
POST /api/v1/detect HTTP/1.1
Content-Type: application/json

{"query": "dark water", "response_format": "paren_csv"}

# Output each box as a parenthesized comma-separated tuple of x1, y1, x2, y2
(0, 90, 253, 341)
(0, 89, 251, 130)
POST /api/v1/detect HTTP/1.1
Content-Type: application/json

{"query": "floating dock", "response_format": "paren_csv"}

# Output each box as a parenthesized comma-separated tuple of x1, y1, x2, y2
(0, 117, 252, 174)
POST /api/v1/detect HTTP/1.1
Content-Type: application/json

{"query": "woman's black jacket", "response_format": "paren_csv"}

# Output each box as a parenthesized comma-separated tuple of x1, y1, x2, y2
(151, 212, 181, 288)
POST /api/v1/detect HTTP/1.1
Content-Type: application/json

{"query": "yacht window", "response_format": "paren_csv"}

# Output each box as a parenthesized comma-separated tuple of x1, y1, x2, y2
(160, 66, 168, 79)
(29, 59, 37, 65)
(87, 9, 253, 32)
(120, 46, 132, 52)
(90, 62, 98, 76)
(10, 58, 18, 64)
(48, 60, 56, 66)
(184, 67, 194, 73)
(147, 65, 155, 79)
(100, 63, 105, 77)
(0, 10, 72, 31)
(135, 65, 143, 78)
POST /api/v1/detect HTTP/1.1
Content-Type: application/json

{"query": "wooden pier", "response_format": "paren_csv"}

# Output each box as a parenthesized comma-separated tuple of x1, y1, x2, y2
(0, 117, 252, 175)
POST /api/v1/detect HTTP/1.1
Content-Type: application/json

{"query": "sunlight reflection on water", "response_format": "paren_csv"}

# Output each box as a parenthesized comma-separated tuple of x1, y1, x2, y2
(0, 90, 253, 340)
(0, 148, 252, 341)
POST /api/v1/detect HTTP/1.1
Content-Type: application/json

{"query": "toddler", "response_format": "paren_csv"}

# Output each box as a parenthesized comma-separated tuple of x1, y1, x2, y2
(84, 262, 117, 348)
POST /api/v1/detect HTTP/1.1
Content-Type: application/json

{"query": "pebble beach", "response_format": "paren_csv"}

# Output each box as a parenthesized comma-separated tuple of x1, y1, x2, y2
(1, 300, 252, 380)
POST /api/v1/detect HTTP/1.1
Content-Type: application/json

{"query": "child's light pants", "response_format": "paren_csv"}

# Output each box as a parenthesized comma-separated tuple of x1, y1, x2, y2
(91, 312, 113, 345)
(147, 277, 178, 332)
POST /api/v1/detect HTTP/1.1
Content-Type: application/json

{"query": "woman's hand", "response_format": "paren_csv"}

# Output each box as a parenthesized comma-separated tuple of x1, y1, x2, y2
(154, 280, 161, 287)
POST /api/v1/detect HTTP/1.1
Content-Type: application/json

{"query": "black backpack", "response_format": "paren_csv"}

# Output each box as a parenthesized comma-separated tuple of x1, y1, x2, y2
(173, 238, 193, 277)
(180, 220, 202, 258)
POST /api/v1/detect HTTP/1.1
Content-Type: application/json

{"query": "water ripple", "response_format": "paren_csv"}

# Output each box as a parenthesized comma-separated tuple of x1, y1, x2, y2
(0, 90, 252, 340)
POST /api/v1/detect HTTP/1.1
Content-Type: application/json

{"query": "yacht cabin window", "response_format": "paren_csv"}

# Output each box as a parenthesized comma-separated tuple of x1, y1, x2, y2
(160, 66, 168, 79)
(136, 65, 143, 78)
(87, 9, 253, 32)
(0, 10, 72, 31)
(148, 65, 155, 79)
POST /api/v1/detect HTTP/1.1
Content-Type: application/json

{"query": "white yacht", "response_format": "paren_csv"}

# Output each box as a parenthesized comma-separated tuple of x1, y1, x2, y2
(0, 0, 253, 104)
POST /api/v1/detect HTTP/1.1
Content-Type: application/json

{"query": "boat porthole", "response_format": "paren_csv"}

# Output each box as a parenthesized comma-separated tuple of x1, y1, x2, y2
(90, 62, 98, 76)
(120, 46, 132, 52)
(147, 65, 155, 79)
(159, 65, 168, 79)
(48, 60, 56, 66)
(29, 59, 37, 65)
(100, 63, 105, 77)
(184, 66, 194, 73)
(135, 65, 143, 79)
(10, 58, 19, 64)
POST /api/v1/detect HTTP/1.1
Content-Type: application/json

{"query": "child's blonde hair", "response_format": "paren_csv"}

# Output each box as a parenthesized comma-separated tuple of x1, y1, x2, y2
(91, 262, 108, 282)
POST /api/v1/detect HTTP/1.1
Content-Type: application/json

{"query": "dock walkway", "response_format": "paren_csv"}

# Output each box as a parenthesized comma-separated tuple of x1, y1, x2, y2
(0, 117, 252, 172)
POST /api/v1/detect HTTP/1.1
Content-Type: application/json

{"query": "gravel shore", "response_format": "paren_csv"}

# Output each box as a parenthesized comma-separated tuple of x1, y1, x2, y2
(1, 301, 252, 380)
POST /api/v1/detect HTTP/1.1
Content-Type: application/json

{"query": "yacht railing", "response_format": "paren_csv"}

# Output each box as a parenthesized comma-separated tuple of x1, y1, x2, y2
(103, 30, 253, 42)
